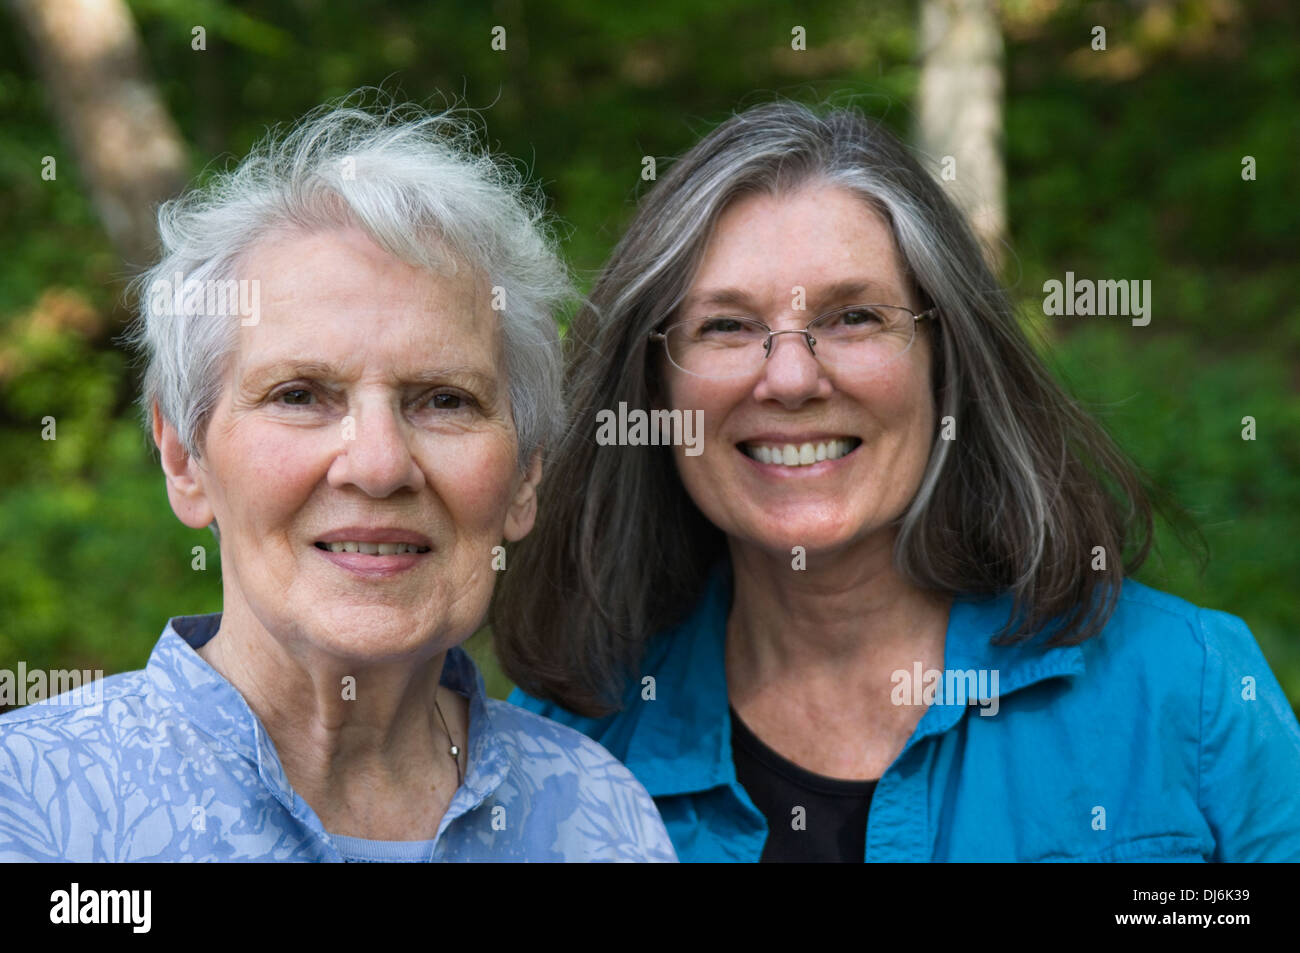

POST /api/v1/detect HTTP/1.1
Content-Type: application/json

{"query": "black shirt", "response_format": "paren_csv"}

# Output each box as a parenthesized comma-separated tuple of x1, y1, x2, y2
(729, 705, 877, 862)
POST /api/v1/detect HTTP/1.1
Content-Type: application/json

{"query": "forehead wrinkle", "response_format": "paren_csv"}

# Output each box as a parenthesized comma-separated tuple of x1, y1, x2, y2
(257, 260, 491, 323)
(684, 276, 906, 314)
(809, 278, 908, 309)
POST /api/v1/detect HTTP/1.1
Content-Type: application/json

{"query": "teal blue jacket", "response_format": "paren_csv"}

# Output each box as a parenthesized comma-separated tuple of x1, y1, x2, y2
(511, 566, 1300, 861)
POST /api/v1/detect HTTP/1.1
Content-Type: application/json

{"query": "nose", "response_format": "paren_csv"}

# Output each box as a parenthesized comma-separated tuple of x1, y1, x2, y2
(751, 327, 832, 407)
(327, 397, 425, 498)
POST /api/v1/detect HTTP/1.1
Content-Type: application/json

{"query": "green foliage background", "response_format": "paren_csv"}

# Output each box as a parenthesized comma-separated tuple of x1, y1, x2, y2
(1, 0, 1296, 711)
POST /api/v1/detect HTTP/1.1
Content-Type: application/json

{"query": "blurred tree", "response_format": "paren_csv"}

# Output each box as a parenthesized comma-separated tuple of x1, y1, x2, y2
(8, 0, 187, 274)
(917, 0, 1006, 272)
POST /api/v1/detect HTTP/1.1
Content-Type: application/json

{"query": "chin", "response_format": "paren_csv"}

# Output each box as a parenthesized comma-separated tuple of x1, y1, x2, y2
(744, 524, 858, 559)
(318, 630, 442, 666)
(296, 603, 438, 657)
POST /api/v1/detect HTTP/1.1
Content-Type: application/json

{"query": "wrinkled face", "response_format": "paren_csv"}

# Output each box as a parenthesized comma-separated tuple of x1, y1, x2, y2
(662, 184, 936, 560)
(167, 225, 539, 663)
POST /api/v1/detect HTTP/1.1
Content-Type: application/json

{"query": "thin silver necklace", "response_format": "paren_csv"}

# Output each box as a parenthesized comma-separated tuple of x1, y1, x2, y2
(433, 694, 463, 787)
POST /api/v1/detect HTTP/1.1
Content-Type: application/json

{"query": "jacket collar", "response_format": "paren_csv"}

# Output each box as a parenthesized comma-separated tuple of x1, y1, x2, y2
(624, 563, 1086, 799)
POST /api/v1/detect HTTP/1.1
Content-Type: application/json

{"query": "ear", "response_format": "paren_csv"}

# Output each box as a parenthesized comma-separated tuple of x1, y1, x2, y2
(503, 449, 543, 542)
(152, 401, 215, 531)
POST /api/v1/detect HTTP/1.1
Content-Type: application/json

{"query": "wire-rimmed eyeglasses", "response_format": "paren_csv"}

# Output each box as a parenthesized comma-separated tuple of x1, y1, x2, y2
(649, 304, 937, 380)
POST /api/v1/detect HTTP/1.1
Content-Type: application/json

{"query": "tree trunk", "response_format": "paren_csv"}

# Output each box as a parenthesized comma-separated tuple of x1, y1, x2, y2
(9, 0, 189, 273)
(916, 0, 1006, 273)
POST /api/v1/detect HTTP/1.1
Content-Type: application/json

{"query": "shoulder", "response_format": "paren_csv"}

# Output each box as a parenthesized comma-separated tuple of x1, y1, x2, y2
(1109, 576, 1231, 634)
(1078, 579, 1300, 760)
(1105, 577, 1297, 710)
(506, 620, 692, 760)
(485, 696, 648, 789)
(0, 669, 151, 861)
(1056, 578, 1288, 721)
(482, 697, 676, 862)
(506, 686, 641, 759)
(1084, 578, 1264, 679)
(0, 668, 149, 740)
(1100, 582, 1300, 860)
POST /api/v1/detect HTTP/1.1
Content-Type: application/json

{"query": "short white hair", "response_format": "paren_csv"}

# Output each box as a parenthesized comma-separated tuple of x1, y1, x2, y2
(126, 92, 571, 469)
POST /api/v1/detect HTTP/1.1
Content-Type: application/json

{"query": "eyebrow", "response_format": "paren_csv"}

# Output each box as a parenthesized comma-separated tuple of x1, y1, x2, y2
(682, 279, 906, 314)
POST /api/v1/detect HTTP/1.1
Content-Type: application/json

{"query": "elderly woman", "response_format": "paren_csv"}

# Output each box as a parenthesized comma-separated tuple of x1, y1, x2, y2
(500, 101, 1300, 862)
(0, 99, 674, 862)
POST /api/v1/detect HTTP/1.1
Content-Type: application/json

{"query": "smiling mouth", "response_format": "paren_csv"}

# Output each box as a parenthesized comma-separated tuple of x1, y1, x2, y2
(314, 541, 431, 555)
(738, 437, 862, 467)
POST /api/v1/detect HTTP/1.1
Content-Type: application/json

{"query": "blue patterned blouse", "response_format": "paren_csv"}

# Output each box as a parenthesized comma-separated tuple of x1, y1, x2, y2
(0, 613, 676, 862)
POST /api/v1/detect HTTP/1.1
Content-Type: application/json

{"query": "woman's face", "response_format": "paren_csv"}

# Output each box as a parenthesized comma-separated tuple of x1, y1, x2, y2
(663, 184, 936, 560)
(161, 225, 540, 662)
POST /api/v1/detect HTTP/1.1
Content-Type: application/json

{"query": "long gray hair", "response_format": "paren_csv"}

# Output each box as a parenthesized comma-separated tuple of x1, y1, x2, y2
(492, 99, 1199, 717)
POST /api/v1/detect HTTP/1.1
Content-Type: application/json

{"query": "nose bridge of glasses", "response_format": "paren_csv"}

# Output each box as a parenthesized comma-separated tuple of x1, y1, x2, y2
(763, 325, 818, 357)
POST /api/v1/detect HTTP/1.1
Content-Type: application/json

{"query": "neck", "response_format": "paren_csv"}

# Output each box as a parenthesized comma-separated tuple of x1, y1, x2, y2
(725, 529, 951, 698)
(723, 530, 953, 780)
(196, 597, 466, 840)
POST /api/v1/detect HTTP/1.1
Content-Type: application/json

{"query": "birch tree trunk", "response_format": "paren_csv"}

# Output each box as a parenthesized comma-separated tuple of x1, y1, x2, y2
(9, 0, 189, 272)
(916, 0, 1006, 273)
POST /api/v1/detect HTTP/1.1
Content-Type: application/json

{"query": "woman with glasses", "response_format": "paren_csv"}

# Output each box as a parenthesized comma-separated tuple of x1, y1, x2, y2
(494, 100, 1300, 861)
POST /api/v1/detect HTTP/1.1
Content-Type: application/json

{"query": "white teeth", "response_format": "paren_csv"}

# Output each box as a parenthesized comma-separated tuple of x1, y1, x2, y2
(743, 439, 856, 468)
(324, 542, 426, 554)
